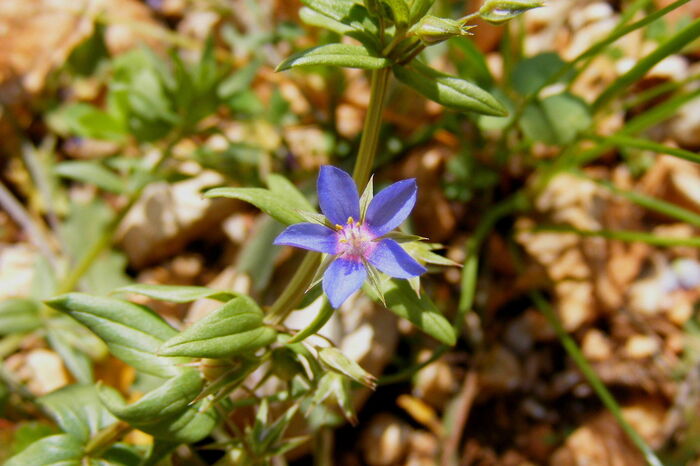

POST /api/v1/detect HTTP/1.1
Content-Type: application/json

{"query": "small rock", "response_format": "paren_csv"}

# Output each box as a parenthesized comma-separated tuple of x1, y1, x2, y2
(582, 329, 613, 362)
(412, 354, 458, 410)
(25, 349, 69, 395)
(624, 335, 660, 359)
(360, 413, 411, 466)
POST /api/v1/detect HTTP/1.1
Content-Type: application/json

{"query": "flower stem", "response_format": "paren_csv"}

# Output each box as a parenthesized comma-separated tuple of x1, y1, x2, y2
(352, 67, 391, 190)
(265, 252, 322, 325)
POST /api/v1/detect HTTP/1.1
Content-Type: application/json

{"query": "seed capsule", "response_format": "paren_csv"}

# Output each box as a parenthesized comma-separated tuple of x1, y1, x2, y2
(478, 0, 544, 24)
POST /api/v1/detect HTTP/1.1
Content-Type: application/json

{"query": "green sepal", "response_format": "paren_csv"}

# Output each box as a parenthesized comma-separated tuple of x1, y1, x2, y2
(158, 296, 277, 358)
(393, 61, 507, 116)
(312, 372, 356, 424)
(319, 347, 377, 389)
(277, 44, 390, 71)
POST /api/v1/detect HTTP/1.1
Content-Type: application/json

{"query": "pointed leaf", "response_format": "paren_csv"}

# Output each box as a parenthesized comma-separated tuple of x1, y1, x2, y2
(319, 347, 377, 389)
(98, 369, 203, 422)
(267, 174, 315, 212)
(0, 298, 42, 335)
(378, 279, 456, 345)
(45, 293, 182, 377)
(277, 44, 389, 71)
(204, 187, 305, 225)
(393, 61, 507, 116)
(115, 284, 236, 303)
(38, 384, 117, 444)
(158, 296, 277, 358)
(5, 434, 84, 466)
(55, 161, 125, 194)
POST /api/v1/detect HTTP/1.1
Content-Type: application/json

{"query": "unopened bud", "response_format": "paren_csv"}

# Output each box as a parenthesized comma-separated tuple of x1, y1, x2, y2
(478, 0, 544, 24)
(409, 15, 475, 45)
(319, 347, 377, 389)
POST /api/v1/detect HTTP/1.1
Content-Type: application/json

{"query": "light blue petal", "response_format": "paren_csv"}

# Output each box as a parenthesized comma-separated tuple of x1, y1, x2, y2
(273, 223, 338, 254)
(318, 166, 360, 226)
(323, 258, 366, 308)
(365, 179, 417, 236)
(368, 239, 426, 279)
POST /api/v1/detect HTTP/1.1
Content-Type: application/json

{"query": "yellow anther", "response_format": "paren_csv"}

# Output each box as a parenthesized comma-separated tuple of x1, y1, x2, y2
(347, 217, 355, 224)
(339, 239, 348, 243)
(335, 224, 344, 230)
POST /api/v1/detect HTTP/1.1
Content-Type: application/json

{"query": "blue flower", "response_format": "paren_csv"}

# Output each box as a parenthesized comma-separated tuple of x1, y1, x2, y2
(274, 166, 427, 308)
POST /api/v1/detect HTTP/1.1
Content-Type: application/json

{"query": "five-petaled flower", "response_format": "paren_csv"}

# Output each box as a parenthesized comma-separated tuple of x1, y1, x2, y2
(274, 166, 426, 308)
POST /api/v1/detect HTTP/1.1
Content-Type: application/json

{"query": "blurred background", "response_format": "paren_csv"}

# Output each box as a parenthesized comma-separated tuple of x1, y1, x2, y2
(1, 0, 700, 464)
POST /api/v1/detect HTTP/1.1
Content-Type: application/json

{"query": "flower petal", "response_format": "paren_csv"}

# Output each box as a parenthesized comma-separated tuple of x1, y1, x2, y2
(365, 179, 417, 236)
(318, 166, 360, 226)
(273, 223, 338, 254)
(368, 239, 426, 279)
(323, 258, 367, 308)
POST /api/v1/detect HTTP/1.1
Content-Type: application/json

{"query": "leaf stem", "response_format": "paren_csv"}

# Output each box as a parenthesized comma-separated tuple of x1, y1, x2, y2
(84, 421, 133, 458)
(530, 292, 663, 466)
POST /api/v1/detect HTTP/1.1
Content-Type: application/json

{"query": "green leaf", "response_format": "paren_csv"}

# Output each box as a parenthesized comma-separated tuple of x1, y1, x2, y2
(38, 384, 117, 444)
(100, 389, 218, 443)
(9, 422, 56, 455)
(298, 1, 380, 49)
(267, 174, 315, 212)
(158, 296, 277, 358)
(236, 217, 286, 292)
(218, 59, 261, 99)
(277, 44, 389, 71)
(115, 284, 237, 303)
(99, 369, 203, 422)
(402, 242, 460, 266)
(0, 298, 42, 335)
(45, 293, 182, 377)
(379, 279, 456, 345)
(511, 52, 571, 96)
(519, 92, 591, 144)
(5, 434, 83, 466)
(54, 161, 125, 194)
(204, 187, 306, 225)
(47, 103, 127, 142)
(383, 0, 410, 27)
(393, 61, 507, 116)
(409, 0, 435, 23)
(46, 328, 94, 384)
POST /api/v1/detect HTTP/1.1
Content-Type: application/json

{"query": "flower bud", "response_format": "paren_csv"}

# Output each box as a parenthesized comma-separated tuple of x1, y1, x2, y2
(478, 0, 544, 24)
(409, 15, 475, 45)
(319, 347, 377, 389)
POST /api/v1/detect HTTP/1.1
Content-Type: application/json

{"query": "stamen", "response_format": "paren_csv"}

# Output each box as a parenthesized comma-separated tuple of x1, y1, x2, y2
(347, 217, 354, 224)
(335, 224, 344, 230)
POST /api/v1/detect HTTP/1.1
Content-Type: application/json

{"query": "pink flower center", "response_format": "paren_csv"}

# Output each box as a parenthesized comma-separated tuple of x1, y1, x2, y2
(336, 217, 376, 262)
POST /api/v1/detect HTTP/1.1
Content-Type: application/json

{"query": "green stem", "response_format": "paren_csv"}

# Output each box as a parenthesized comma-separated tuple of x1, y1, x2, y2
(534, 224, 700, 247)
(531, 292, 663, 466)
(352, 67, 391, 190)
(264, 252, 322, 325)
(84, 421, 133, 458)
